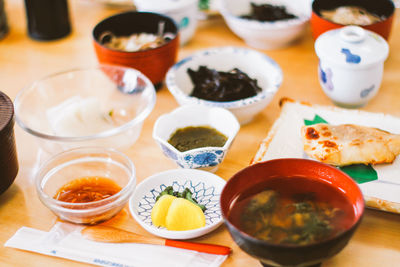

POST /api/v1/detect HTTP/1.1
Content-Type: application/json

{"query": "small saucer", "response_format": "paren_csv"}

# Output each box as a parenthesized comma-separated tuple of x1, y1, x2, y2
(129, 168, 226, 240)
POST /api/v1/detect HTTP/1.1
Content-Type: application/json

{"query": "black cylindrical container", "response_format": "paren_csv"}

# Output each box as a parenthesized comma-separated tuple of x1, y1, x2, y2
(24, 0, 71, 41)
(0, 91, 18, 195)
(0, 0, 8, 40)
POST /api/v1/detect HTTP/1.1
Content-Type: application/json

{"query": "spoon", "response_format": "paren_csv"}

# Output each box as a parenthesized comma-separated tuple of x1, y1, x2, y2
(117, 69, 147, 94)
(82, 225, 232, 256)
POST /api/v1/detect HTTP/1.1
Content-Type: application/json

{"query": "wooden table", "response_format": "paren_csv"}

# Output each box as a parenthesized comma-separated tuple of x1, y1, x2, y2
(1, 1, 400, 266)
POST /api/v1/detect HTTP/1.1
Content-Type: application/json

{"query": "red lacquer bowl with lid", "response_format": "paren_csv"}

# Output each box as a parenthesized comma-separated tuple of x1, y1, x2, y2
(311, 0, 395, 40)
(93, 11, 179, 88)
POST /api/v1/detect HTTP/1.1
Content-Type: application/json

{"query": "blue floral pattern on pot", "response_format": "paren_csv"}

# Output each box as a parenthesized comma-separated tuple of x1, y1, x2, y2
(161, 144, 225, 170)
(319, 63, 334, 91)
(194, 152, 217, 166)
(341, 48, 361, 64)
(137, 180, 222, 227)
(360, 85, 375, 98)
(182, 149, 224, 169)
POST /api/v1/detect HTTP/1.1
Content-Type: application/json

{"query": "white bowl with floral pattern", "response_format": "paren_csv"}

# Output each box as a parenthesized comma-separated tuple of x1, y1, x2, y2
(153, 104, 240, 173)
(129, 168, 226, 239)
(165, 46, 282, 125)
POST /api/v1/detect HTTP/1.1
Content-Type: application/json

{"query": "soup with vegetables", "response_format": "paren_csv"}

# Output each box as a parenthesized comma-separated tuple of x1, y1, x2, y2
(228, 176, 355, 246)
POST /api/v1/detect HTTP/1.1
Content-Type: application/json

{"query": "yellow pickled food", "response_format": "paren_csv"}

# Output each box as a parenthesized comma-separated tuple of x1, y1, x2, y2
(151, 196, 206, 231)
(151, 195, 176, 227)
(166, 198, 206, 231)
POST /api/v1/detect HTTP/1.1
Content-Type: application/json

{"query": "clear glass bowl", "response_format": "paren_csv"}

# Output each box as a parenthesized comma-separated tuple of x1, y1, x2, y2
(35, 147, 136, 224)
(14, 65, 156, 154)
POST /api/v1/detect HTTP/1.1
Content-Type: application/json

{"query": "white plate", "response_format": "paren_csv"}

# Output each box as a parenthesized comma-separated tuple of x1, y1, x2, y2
(129, 169, 226, 239)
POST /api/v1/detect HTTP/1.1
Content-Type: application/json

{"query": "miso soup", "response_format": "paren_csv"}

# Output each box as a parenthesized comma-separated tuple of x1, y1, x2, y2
(228, 176, 355, 246)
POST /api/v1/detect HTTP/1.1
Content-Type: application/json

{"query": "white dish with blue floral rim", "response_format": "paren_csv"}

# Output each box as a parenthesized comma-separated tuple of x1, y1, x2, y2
(165, 46, 282, 125)
(129, 168, 226, 240)
(153, 104, 240, 173)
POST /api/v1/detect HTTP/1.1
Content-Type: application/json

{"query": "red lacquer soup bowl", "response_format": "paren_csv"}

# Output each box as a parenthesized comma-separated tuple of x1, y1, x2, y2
(221, 158, 364, 267)
(311, 0, 395, 40)
(93, 11, 179, 87)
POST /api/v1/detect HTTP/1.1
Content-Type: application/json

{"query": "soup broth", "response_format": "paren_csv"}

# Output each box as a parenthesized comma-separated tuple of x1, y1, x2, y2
(228, 176, 355, 246)
(54, 176, 121, 204)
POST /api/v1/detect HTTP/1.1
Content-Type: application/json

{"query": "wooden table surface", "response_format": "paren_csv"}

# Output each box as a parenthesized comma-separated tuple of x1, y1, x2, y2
(1, 1, 400, 266)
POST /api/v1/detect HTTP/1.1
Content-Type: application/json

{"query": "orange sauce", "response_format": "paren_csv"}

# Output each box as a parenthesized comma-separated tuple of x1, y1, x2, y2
(53, 176, 122, 203)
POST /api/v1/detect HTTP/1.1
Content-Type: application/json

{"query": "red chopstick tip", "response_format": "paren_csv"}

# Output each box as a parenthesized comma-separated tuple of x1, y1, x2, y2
(165, 239, 232, 255)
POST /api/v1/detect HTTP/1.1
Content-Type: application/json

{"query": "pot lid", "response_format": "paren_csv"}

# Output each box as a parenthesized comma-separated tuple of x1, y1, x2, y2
(0, 91, 14, 135)
(134, 0, 197, 13)
(315, 26, 389, 69)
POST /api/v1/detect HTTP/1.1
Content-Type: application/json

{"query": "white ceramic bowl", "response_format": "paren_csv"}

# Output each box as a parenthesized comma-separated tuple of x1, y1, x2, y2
(133, 0, 198, 45)
(219, 0, 311, 49)
(153, 105, 240, 172)
(129, 168, 226, 239)
(14, 65, 156, 155)
(166, 46, 282, 125)
(315, 26, 389, 108)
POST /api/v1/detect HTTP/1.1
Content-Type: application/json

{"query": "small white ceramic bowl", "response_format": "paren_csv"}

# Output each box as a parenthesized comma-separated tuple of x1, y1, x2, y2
(219, 0, 311, 49)
(315, 26, 389, 108)
(129, 168, 226, 239)
(133, 0, 198, 45)
(153, 105, 240, 172)
(166, 46, 282, 125)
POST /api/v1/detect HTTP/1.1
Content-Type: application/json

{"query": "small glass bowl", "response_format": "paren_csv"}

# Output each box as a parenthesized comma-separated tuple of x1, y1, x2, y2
(35, 147, 136, 225)
(14, 65, 156, 155)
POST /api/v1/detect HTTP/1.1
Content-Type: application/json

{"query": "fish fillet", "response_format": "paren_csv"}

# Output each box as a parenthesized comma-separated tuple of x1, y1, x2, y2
(301, 123, 400, 166)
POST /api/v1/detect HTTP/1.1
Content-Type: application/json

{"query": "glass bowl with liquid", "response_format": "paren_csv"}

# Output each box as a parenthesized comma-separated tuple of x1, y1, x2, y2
(35, 147, 136, 224)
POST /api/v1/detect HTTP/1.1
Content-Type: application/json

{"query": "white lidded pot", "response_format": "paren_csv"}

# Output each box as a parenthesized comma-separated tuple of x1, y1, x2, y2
(133, 0, 198, 46)
(315, 26, 389, 108)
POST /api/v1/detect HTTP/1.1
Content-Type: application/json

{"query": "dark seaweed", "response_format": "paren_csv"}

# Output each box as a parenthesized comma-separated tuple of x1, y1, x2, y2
(188, 66, 262, 102)
(241, 3, 297, 22)
(244, 190, 278, 214)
